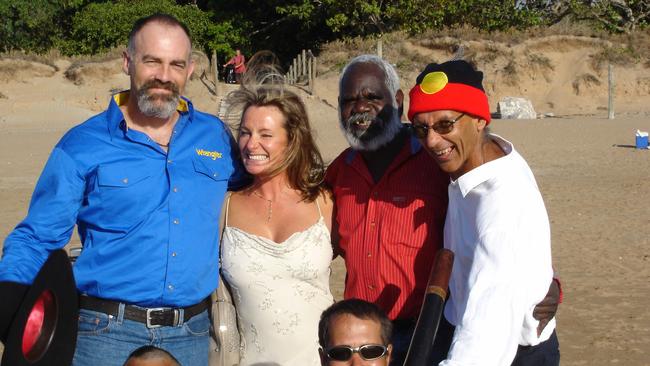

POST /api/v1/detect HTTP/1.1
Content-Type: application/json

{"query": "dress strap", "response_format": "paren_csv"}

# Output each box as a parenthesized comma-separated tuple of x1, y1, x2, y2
(224, 192, 233, 227)
(315, 194, 323, 219)
(218, 192, 233, 266)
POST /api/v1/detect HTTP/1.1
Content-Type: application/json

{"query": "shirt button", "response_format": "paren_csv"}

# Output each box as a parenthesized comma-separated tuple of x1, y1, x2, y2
(173, 219, 180, 225)
(212, 172, 218, 177)
(368, 285, 375, 290)
(370, 221, 375, 227)
(173, 187, 178, 193)
(367, 252, 372, 258)
(168, 284, 174, 291)
(171, 252, 177, 257)
(167, 159, 173, 164)
(122, 178, 128, 184)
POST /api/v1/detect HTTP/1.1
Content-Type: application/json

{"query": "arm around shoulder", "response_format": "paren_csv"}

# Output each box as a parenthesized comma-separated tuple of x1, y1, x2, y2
(319, 189, 341, 258)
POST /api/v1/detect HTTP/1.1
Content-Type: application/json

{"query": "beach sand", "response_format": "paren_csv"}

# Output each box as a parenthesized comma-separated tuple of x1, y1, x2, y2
(0, 59, 649, 365)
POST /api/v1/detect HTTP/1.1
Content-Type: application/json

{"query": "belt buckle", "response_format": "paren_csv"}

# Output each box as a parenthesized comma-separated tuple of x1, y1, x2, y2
(146, 307, 166, 328)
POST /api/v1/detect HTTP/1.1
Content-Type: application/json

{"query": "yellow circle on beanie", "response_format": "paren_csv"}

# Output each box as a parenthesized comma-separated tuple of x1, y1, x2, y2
(420, 72, 448, 94)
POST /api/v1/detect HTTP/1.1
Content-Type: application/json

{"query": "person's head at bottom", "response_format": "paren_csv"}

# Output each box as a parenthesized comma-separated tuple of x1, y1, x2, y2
(318, 299, 393, 366)
(123, 345, 181, 366)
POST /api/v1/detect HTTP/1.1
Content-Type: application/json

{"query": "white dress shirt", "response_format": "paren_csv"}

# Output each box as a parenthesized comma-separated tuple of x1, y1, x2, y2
(440, 134, 555, 366)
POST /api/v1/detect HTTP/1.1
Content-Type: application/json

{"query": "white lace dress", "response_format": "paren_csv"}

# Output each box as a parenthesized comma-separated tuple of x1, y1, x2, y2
(220, 195, 334, 366)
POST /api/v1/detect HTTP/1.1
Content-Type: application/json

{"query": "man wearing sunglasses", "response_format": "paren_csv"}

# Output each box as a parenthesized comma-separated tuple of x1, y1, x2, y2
(408, 60, 560, 365)
(318, 299, 393, 365)
(326, 55, 561, 366)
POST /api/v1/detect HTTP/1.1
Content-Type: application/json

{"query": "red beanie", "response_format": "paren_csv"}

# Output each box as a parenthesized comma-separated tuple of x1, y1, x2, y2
(408, 60, 491, 124)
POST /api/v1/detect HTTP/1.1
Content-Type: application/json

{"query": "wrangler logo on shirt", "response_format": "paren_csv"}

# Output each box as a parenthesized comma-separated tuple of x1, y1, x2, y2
(196, 149, 222, 160)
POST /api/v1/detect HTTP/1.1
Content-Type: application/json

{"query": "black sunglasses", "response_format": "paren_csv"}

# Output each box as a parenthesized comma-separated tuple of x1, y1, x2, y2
(410, 112, 466, 138)
(325, 344, 388, 361)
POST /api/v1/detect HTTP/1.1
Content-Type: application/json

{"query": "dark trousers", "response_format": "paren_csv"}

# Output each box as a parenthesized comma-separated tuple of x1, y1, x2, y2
(511, 331, 560, 366)
(389, 317, 560, 366)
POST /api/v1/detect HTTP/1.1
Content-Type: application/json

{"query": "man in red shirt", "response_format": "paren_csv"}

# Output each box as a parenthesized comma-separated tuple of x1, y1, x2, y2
(223, 48, 246, 84)
(325, 55, 560, 365)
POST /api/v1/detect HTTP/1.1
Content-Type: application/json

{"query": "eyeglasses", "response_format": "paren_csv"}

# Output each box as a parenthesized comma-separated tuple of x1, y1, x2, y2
(325, 344, 388, 361)
(410, 112, 466, 138)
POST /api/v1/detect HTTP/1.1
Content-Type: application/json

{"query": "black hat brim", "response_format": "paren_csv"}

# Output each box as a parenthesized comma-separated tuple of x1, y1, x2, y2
(2, 250, 78, 366)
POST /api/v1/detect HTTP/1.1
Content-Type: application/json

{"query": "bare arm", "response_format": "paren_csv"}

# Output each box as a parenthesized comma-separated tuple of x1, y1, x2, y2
(533, 278, 562, 336)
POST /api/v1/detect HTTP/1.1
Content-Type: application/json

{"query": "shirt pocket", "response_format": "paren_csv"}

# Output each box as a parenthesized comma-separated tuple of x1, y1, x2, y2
(192, 154, 232, 182)
(96, 164, 160, 226)
(191, 155, 232, 218)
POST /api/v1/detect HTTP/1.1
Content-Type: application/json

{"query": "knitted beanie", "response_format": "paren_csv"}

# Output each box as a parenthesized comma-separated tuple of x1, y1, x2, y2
(408, 60, 491, 124)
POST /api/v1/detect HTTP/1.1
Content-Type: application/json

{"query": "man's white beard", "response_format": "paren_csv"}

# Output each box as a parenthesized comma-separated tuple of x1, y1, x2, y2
(136, 81, 180, 119)
(138, 93, 179, 119)
(340, 110, 402, 151)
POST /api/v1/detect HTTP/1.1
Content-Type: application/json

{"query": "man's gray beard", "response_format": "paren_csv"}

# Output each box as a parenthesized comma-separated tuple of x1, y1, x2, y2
(340, 111, 402, 151)
(137, 89, 179, 119)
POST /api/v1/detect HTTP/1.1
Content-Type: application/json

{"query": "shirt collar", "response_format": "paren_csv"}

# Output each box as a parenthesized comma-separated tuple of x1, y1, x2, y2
(453, 133, 514, 197)
(107, 90, 193, 138)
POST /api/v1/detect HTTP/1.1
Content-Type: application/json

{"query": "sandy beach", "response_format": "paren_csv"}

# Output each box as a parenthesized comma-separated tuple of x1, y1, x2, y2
(0, 56, 649, 365)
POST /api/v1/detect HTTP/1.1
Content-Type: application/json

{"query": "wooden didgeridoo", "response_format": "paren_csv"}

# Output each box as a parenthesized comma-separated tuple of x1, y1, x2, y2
(402, 248, 454, 366)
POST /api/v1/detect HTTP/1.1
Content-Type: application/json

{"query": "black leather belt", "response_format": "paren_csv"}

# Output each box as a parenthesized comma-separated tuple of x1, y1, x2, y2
(79, 295, 209, 328)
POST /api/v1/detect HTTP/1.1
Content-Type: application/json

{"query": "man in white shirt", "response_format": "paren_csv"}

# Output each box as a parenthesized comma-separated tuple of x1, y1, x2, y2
(407, 60, 560, 365)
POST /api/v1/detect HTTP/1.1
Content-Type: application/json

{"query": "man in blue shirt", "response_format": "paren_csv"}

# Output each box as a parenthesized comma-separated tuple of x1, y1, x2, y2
(0, 14, 245, 365)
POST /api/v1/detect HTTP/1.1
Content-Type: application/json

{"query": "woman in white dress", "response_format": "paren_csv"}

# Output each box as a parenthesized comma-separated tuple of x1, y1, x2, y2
(220, 79, 335, 365)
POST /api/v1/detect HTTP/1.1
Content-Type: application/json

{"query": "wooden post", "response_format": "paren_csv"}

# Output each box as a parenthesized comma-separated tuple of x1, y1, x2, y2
(289, 65, 294, 84)
(302, 49, 307, 79)
(293, 58, 298, 83)
(608, 63, 615, 120)
(313, 56, 318, 79)
(377, 38, 383, 58)
(212, 50, 219, 96)
(308, 51, 313, 94)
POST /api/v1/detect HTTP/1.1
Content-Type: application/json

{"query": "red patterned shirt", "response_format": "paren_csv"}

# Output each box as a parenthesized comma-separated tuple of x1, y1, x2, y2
(326, 136, 449, 320)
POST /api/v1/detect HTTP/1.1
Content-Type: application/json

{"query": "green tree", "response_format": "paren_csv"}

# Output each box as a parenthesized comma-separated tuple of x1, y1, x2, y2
(273, 0, 547, 41)
(60, 0, 244, 56)
(199, 0, 334, 62)
(570, 0, 649, 33)
(277, 0, 405, 35)
(0, 0, 84, 54)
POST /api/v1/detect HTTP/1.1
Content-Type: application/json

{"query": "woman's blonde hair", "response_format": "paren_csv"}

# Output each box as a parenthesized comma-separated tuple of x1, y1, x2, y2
(227, 51, 326, 202)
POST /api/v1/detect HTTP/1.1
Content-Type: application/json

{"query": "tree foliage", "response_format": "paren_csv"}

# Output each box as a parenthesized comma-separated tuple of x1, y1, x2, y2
(0, 0, 648, 58)
(60, 0, 244, 55)
(570, 0, 649, 33)
(275, 0, 547, 36)
(0, 0, 84, 53)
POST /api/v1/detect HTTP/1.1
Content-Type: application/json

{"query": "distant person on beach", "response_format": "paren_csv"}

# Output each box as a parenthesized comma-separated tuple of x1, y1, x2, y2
(408, 60, 560, 365)
(0, 13, 246, 366)
(318, 299, 393, 366)
(325, 54, 562, 366)
(224, 48, 246, 84)
(123, 346, 181, 366)
(219, 56, 334, 365)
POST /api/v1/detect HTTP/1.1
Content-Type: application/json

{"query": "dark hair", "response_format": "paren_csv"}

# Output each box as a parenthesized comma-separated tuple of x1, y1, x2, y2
(127, 13, 192, 56)
(228, 51, 327, 202)
(318, 299, 393, 348)
(123, 345, 181, 366)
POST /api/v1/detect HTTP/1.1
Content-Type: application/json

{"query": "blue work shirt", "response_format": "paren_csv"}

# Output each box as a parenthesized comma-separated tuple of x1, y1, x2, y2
(0, 91, 247, 307)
